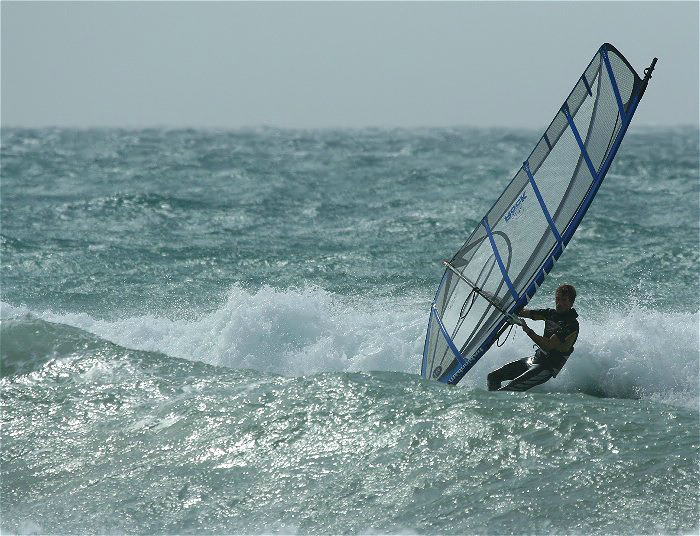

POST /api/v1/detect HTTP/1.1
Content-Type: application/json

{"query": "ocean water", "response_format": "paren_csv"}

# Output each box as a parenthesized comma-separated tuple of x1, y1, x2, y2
(1, 126, 698, 534)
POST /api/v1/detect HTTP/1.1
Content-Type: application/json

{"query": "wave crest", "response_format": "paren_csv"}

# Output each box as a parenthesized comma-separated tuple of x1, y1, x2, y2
(2, 290, 697, 409)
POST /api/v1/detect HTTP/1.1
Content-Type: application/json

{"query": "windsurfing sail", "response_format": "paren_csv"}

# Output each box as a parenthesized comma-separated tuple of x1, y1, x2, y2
(422, 43, 657, 385)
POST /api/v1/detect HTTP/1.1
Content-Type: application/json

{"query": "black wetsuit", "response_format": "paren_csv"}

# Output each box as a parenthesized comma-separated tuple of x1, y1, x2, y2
(488, 308, 579, 392)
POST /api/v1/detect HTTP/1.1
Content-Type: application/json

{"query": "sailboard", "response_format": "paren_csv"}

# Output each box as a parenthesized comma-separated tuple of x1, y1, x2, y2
(422, 43, 657, 385)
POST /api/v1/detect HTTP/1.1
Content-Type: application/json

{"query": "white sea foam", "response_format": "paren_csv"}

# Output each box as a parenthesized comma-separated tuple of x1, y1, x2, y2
(2, 287, 698, 409)
(1, 286, 423, 378)
(464, 303, 700, 409)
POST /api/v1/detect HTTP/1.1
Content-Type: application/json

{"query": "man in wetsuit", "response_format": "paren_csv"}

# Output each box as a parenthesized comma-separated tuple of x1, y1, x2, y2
(487, 284, 579, 392)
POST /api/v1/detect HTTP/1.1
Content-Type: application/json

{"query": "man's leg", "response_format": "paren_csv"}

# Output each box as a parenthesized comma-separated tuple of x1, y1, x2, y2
(487, 358, 530, 391)
(499, 363, 555, 392)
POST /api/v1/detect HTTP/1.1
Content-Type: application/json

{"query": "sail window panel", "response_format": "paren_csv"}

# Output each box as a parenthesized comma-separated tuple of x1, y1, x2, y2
(474, 231, 514, 306)
(443, 284, 492, 353)
(439, 275, 474, 336)
(442, 227, 496, 352)
(441, 237, 508, 350)
(441, 232, 515, 357)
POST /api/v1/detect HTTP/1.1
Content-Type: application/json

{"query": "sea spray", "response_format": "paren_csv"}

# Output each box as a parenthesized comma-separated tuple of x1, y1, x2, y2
(2, 285, 697, 408)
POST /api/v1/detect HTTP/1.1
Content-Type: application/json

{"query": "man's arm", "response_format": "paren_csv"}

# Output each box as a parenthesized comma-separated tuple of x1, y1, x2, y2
(517, 308, 546, 321)
(522, 322, 578, 352)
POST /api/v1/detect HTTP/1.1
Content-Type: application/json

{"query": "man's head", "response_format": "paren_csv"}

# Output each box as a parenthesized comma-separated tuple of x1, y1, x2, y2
(555, 284, 576, 312)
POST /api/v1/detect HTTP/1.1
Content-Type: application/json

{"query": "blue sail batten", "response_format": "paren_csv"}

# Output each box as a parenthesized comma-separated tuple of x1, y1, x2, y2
(602, 48, 627, 123)
(582, 74, 593, 96)
(544, 133, 553, 150)
(482, 217, 519, 302)
(431, 307, 465, 365)
(524, 160, 562, 244)
(562, 103, 599, 181)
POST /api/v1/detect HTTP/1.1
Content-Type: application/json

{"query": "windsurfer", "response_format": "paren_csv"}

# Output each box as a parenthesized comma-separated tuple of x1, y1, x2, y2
(487, 284, 579, 392)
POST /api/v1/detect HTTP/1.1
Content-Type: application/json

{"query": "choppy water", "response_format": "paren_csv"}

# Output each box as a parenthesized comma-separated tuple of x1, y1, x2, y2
(1, 127, 698, 534)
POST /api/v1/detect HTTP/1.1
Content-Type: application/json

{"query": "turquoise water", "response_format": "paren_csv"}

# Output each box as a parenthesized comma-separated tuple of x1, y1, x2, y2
(1, 127, 698, 534)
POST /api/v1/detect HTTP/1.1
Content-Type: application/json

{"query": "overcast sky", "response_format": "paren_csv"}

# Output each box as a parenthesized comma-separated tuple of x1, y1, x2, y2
(2, 1, 697, 129)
